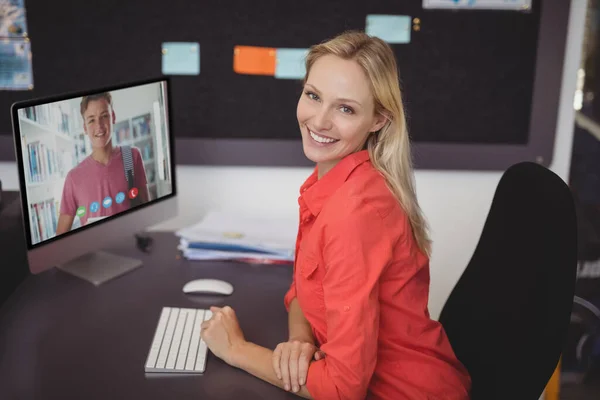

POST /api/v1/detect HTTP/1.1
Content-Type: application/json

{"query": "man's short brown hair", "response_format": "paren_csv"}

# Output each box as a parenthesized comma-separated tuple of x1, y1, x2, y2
(80, 92, 113, 116)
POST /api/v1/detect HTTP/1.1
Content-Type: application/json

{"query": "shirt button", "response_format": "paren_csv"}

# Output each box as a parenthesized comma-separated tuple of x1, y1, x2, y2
(344, 306, 351, 312)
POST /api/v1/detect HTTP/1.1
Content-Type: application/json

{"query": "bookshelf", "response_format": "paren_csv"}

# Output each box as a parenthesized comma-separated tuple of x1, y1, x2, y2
(18, 103, 79, 244)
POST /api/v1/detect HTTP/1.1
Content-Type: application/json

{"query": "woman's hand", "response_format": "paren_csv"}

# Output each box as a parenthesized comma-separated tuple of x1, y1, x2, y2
(200, 306, 247, 367)
(272, 339, 325, 393)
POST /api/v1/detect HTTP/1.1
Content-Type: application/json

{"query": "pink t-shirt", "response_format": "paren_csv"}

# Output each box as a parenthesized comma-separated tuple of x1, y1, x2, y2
(60, 146, 148, 226)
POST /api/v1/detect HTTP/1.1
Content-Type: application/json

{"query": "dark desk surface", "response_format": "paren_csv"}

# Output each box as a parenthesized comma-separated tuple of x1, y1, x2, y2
(0, 231, 297, 400)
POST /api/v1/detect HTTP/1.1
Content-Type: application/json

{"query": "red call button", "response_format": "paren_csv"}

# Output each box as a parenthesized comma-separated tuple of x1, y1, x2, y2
(128, 187, 139, 199)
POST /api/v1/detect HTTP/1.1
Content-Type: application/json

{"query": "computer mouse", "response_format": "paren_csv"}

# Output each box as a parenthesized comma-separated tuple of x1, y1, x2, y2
(182, 279, 234, 296)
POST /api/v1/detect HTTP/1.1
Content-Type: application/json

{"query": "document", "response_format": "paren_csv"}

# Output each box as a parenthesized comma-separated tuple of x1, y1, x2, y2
(0, 1, 32, 90)
(0, 38, 33, 90)
(423, 0, 531, 11)
(0, 0, 28, 38)
(176, 210, 297, 260)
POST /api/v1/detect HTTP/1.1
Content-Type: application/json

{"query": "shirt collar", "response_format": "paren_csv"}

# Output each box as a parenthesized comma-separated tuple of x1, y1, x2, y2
(300, 150, 371, 216)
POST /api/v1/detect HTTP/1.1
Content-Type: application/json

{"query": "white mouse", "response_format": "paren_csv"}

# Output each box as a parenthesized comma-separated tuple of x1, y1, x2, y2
(182, 279, 234, 296)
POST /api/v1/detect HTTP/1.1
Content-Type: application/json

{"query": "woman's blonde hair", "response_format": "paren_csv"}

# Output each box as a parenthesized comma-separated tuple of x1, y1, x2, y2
(304, 30, 431, 257)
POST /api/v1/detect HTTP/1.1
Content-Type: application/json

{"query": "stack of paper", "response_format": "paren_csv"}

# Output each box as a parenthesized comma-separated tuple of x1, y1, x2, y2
(175, 211, 297, 264)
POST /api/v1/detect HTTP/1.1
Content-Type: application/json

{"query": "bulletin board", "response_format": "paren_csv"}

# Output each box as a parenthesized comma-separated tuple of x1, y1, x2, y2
(0, 0, 571, 170)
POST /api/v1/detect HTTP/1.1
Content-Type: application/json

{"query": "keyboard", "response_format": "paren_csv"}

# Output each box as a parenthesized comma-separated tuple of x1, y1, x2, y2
(145, 307, 212, 373)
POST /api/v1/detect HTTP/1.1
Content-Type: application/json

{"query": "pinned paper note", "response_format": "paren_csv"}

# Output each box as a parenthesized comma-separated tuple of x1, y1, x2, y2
(161, 42, 200, 75)
(275, 48, 308, 80)
(0, 38, 33, 90)
(233, 45, 276, 76)
(365, 15, 412, 44)
(422, 0, 531, 10)
(0, 0, 28, 38)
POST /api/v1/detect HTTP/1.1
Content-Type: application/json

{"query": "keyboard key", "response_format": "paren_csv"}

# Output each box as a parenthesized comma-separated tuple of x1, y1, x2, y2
(185, 309, 204, 371)
(194, 310, 213, 372)
(165, 309, 188, 369)
(155, 308, 179, 369)
(195, 337, 208, 372)
(175, 309, 196, 370)
(145, 307, 210, 374)
(145, 307, 171, 369)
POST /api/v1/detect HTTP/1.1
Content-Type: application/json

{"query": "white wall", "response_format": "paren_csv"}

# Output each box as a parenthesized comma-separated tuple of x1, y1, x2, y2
(0, 1, 587, 323)
(38, 82, 161, 134)
(111, 82, 161, 122)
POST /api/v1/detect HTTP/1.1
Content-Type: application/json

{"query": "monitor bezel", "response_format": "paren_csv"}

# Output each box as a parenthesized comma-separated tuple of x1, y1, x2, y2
(10, 76, 177, 251)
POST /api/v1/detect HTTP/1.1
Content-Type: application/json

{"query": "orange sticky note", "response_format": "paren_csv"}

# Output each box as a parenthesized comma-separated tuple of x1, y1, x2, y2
(233, 45, 276, 76)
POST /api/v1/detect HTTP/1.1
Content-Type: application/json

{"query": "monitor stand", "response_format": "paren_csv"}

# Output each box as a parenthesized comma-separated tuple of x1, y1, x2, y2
(56, 250, 143, 286)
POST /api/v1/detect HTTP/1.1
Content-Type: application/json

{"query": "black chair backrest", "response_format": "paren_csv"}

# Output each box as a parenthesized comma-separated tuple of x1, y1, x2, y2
(438, 162, 578, 399)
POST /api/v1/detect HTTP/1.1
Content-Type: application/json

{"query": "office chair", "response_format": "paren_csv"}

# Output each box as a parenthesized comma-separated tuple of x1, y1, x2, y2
(438, 161, 578, 400)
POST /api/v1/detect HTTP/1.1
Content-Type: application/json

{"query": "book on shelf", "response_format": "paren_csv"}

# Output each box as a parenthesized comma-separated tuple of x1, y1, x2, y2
(30, 199, 59, 243)
(24, 140, 71, 185)
(132, 114, 152, 138)
(114, 121, 132, 143)
(20, 103, 73, 135)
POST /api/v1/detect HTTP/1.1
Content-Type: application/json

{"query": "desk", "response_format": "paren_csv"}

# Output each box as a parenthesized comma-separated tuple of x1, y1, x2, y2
(0, 232, 298, 399)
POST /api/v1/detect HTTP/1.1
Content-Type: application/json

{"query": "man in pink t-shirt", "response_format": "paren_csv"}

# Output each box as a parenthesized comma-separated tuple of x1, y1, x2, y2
(55, 92, 150, 235)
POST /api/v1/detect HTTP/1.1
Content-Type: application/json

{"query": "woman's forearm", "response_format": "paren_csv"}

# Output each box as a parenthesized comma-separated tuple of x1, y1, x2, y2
(232, 341, 313, 399)
(288, 298, 314, 343)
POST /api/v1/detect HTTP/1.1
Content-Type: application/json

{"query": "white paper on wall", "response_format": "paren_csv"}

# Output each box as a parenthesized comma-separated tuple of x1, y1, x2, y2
(423, 0, 532, 11)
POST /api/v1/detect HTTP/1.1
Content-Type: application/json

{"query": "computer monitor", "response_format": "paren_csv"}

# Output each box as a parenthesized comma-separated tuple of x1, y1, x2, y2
(11, 77, 178, 285)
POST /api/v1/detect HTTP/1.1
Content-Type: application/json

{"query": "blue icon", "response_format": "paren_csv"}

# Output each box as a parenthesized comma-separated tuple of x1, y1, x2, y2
(90, 201, 100, 213)
(115, 192, 125, 204)
(102, 196, 112, 208)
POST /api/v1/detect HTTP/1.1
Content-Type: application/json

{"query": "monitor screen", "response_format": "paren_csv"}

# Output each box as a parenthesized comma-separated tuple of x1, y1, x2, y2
(13, 79, 174, 248)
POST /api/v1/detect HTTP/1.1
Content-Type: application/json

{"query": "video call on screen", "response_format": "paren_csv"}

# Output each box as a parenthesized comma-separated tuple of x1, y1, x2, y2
(17, 81, 174, 246)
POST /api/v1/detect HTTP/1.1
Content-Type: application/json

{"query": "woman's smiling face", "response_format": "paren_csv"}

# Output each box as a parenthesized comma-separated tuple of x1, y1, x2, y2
(296, 54, 386, 177)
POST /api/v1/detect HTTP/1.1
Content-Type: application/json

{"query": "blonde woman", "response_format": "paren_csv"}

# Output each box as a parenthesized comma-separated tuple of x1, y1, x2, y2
(200, 31, 471, 399)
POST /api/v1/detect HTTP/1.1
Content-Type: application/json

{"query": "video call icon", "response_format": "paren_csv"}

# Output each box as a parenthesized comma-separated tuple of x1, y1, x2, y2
(76, 206, 86, 218)
(115, 192, 125, 204)
(90, 201, 100, 213)
(103, 196, 112, 209)
(128, 187, 138, 199)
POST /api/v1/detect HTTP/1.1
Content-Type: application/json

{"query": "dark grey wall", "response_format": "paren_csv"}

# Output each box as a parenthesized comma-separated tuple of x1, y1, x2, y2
(0, 0, 570, 171)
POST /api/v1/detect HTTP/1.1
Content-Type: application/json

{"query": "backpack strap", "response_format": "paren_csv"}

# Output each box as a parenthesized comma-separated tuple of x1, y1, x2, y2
(121, 145, 134, 190)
